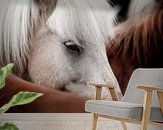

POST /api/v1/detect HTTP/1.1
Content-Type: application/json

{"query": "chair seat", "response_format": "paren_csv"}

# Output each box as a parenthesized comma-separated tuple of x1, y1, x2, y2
(85, 100, 163, 123)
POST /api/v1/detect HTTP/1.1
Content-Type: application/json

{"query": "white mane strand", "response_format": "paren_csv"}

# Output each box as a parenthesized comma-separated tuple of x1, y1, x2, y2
(47, 0, 116, 46)
(128, 0, 155, 18)
(0, 0, 39, 73)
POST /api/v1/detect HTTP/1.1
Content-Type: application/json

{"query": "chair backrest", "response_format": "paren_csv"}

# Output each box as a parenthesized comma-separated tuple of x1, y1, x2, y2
(122, 68, 163, 107)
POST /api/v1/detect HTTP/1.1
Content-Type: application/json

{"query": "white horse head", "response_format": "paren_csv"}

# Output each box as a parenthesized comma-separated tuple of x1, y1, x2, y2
(0, 0, 122, 99)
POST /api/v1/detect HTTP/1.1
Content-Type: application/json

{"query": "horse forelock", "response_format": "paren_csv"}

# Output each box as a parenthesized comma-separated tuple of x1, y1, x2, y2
(46, 0, 117, 47)
(0, 0, 40, 74)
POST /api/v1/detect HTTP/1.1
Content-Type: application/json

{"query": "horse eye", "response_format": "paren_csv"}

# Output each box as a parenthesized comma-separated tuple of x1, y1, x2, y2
(63, 40, 81, 55)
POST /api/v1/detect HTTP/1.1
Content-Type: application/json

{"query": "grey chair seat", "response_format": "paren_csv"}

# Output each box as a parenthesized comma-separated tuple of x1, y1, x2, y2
(85, 100, 163, 123)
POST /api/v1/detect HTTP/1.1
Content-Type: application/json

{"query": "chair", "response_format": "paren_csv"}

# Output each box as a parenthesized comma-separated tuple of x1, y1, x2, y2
(85, 68, 163, 130)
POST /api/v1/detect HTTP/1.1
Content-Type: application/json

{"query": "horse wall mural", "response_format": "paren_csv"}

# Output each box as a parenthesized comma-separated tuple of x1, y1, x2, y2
(0, 0, 122, 99)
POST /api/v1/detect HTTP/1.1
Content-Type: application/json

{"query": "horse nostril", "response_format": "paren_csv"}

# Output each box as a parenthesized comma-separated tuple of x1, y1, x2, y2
(71, 79, 78, 83)
(104, 78, 107, 82)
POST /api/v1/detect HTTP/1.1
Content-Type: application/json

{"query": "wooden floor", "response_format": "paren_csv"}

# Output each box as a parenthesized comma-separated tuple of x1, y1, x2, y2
(0, 113, 140, 130)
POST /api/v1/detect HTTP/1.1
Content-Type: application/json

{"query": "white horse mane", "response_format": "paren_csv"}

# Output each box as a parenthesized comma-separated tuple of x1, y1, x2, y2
(128, 0, 155, 18)
(0, 0, 39, 73)
(0, 0, 116, 73)
(47, 0, 116, 46)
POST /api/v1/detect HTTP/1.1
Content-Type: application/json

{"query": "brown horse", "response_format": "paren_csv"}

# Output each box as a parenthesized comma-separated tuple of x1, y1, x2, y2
(107, 1, 163, 94)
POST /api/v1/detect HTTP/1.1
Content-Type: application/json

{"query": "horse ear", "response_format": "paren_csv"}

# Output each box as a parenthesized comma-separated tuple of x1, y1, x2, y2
(34, 0, 57, 14)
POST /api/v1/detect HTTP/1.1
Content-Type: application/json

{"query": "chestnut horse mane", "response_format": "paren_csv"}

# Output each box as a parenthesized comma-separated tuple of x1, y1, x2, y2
(107, 1, 163, 94)
(108, 1, 163, 67)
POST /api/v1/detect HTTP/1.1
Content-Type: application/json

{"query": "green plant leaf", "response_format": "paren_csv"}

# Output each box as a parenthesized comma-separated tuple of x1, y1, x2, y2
(0, 64, 14, 89)
(0, 123, 19, 130)
(0, 91, 43, 113)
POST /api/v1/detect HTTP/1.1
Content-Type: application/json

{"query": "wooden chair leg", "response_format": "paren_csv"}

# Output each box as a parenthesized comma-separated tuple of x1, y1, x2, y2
(157, 91, 163, 114)
(141, 121, 149, 129)
(107, 88, 118, 101)
(121, 121, 127, 130)
(141, 90, 152, 130)
(92, 113, 98, 130)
